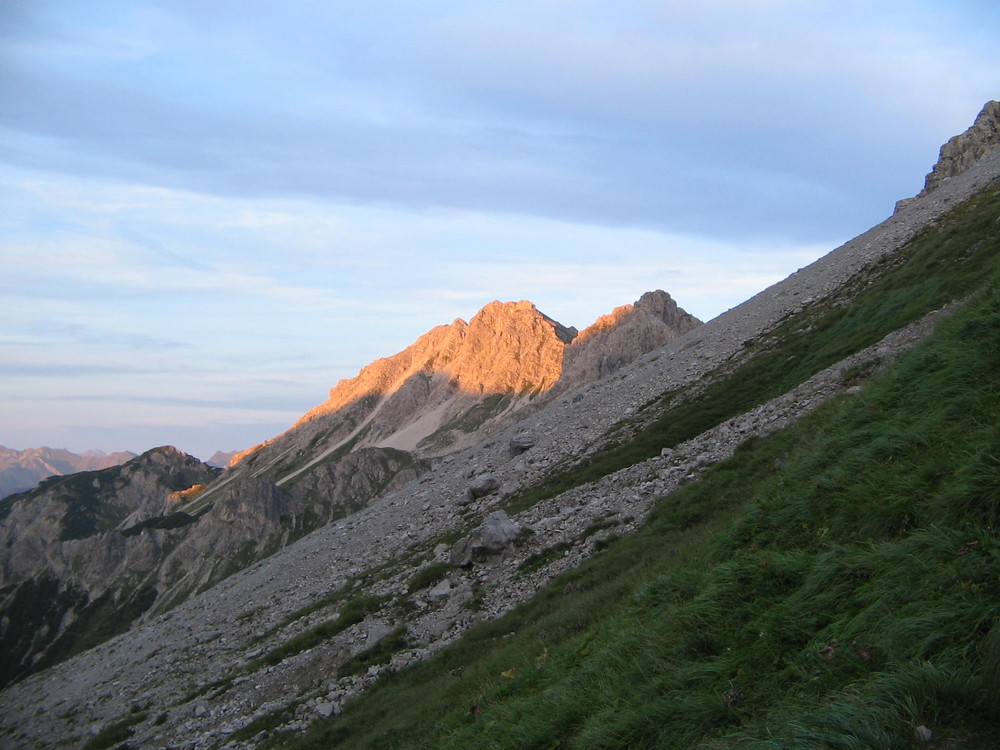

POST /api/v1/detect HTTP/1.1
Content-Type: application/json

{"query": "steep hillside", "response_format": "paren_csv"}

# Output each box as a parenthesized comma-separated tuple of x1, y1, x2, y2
(0, 445, 430, 689)
(290, 270, 1000, 750)
(0, 104, 997, 750)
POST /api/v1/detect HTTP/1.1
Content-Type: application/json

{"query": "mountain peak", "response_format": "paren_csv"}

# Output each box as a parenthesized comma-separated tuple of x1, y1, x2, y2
(232, 292, 699, 468)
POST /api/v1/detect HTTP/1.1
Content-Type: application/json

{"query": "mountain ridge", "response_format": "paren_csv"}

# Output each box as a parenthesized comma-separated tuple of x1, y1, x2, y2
(231, 290, 700, 471)
(0, 446, 137, 500)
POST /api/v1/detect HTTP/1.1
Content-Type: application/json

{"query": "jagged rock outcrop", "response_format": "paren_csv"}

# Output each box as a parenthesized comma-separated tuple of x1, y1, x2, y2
(0, 447, 219, 688)
(228, 293, 700, 488)
(896, 100, 1000, 213)
(922, 100, 1000, 195)
(450, 510, 523, 566)
(230, 300, 578, 472)
(0, 444, 429, 687)
(0, 446, 136, 500)
(559, 290, 701, 389)
(0, 447, 216, 589)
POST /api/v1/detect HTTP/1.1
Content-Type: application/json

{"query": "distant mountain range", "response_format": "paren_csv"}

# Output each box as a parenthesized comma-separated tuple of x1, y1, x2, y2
(0, 447, 136, 500)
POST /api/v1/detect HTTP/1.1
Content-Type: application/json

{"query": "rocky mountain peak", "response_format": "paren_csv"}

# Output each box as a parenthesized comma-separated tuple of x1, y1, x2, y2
(919, 100, 1000, 197)
(559, 289, 702, 386)
(232, 292, 699, 470)
(446, 299, 577, 394)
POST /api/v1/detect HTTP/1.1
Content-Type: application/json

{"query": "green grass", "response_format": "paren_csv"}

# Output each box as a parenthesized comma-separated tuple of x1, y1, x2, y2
(252, 594, 388, 668)
(407, 561, 452, 592)
(230, 700, 302, 744)
(505, 181, 1000, 514)
(338, 626, 411, 678)
(517, 541, 573, 576)
(81, 711, 148, 750)
(275, 264, 1000, 748)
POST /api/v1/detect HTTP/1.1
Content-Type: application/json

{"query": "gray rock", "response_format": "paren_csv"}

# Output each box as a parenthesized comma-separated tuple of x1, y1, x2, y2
(920, 100, 1000, 197)
(450, 511, 522, 567)
(467, 474, 501, 500)
(427, 579, 453, 599)
(509, 437, 534, 456)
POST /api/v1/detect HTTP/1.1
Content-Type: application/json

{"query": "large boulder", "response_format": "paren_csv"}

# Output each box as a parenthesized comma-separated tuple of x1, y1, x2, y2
(466, 473, 501, 501)
(450, 511, 522, 567)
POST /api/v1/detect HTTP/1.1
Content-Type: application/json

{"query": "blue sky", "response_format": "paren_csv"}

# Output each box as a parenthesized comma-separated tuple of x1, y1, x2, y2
(1, 1, 997, 461)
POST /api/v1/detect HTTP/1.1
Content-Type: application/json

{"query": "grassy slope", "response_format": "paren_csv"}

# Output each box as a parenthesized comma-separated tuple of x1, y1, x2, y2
(277, 277, 1000, 748)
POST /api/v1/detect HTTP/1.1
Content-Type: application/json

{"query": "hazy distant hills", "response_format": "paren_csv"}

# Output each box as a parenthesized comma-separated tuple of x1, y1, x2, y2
(0, 446, 137, 500)
(206, 450, 238, 469)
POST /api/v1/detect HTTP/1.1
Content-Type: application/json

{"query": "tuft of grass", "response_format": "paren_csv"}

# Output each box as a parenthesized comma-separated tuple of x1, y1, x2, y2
(252, 595, 387, 668)
(338, 626, 410, 678)
(229, 700, 302, 744)
(81, 712, 147, 750)
(406, 561, 452, 592)
(517, 542, 573, 576)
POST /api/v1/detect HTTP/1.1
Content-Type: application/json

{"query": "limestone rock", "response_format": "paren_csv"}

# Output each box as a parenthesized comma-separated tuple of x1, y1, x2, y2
(508, 436, 534, 456)
(427, 579, 453, 599)
(450, 511, 522, 566)
(919, 100, 1000, 198)
(233, 300, 579, 468)
(314, 700, 336, 719)
(230, 293, 700, 475)
(467, 474, 501, 500)
(558, 290, 702, 391)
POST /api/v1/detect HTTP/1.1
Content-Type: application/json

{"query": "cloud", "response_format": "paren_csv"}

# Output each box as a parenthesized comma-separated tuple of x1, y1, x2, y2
(3, 2, 996, 245)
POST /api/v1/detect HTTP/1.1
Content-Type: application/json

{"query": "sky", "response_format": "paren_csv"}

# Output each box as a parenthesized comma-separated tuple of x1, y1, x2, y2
(1, 1, 998, 461)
